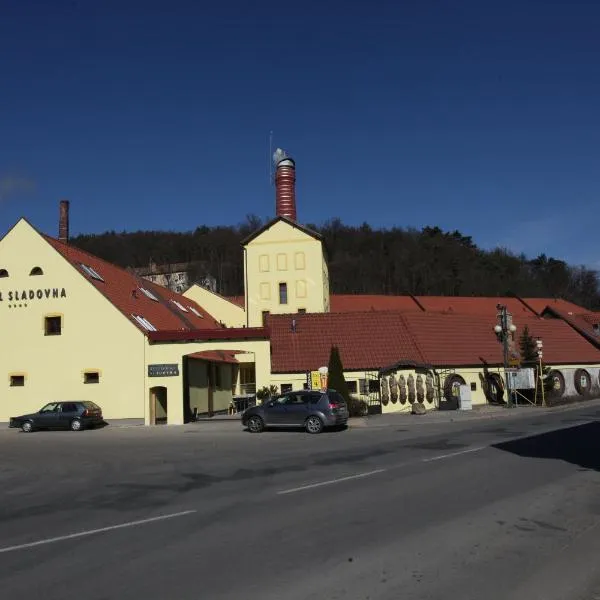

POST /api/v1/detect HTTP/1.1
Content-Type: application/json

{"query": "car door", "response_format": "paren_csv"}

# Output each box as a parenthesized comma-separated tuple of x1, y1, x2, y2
(280, 392, 310, 426)
(58, 403, 79, 429)
(263, 395, 289, 426)
(35, 403, 61, 429)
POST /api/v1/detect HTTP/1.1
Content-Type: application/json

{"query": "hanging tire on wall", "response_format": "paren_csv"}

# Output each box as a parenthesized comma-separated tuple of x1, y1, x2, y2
(484, 373, 505, 405)
(574, 369, 592, 396)
(441, 374, 465, 410)
(547, 370, 565, 398)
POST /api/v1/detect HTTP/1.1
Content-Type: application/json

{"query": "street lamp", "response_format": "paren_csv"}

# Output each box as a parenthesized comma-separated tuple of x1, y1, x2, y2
(494, 304, 517, 408)
(536, 338, 545, 406)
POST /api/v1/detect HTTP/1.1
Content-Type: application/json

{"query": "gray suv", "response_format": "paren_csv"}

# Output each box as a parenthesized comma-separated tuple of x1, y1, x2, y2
(242, 389, 348, 434)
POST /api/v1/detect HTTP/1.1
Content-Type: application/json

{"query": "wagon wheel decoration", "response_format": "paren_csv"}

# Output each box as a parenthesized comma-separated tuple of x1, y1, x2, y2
(389, 374, 399, 403)
(416, 374, 425, 403)
(407, 374, 416, 404)
(381, 377, 390, 405)
(399, 374, 408, 404)
(425, 372, 435, 403)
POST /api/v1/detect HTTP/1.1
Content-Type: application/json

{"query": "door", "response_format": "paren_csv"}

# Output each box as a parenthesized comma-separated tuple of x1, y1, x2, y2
(280, 392, 310, 425)
(36, 402, 61, 429)
(58, 403, 79, 429)
(263, 395, 289, 425)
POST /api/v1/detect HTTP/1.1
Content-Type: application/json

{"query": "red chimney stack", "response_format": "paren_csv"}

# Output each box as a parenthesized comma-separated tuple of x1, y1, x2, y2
(59, 200, 70, 243)
(273, 148, 297, 221)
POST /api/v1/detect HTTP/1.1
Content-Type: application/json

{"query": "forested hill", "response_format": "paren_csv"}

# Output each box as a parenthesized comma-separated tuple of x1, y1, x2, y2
(70, 217, 600, 310)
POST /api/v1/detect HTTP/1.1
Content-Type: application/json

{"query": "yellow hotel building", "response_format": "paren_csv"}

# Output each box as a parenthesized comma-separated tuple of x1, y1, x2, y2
(2, 151, 600, 426)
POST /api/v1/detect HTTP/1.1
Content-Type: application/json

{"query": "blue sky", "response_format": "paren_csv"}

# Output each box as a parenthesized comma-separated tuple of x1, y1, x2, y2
(1, 0, 599, 267)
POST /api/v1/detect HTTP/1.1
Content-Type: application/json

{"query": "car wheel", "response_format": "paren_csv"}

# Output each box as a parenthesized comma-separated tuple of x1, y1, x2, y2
(70, 419, 83, 432)
(21, 421, 33, 433)
(305, 415, 324, 434)
(246, 416, 264, 433)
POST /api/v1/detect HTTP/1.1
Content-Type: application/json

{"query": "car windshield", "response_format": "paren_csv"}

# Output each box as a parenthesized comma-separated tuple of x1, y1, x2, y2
(39, 403, 59, 413)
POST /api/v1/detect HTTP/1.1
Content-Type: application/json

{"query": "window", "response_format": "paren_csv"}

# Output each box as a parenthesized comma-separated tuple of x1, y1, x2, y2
(259, 282, 270, 300)
(40, 403, 59, 413)
(259, 255, 270, 272)
(80, 264, 104, 281)
(470, 382, 477, 391)
(139, 287, 159, 301)
(84, 371, 100, 384)
(29, 266, 43, 276)
(368, 379, 380, 393)
(262, 311, 270, 326)
(276, 253, 288, 271)
(298, 308, 306, 314)
(45, 316, 62, 336)
(347, 381, 358, 394)
(170, 300, 188, 312)
(294, 252, 306, 270)
(61, 403, 78, 413)
(279, 282, 288, 305)
(189, 306, 203, 318)
(132, 314, 157, 331)
(296, 280, 307, 299)
(10, 375, 25, 387)
(359, 379, 368, 394)
(281, 383, 293, 393)
(0, 269, 8, 278)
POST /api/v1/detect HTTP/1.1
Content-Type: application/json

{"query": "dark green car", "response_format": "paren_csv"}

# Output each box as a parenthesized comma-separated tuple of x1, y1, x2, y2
(9, 401, 104, 433)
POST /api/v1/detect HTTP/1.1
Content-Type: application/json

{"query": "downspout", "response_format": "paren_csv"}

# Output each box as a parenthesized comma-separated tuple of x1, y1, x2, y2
(244, 247, 249, 328)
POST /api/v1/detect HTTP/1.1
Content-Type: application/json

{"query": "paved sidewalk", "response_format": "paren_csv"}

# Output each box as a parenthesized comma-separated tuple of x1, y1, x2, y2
(350, 397, 600, 428)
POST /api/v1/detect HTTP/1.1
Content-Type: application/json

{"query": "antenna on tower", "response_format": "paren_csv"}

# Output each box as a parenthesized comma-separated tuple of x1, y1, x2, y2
(269, 130, 273, 185)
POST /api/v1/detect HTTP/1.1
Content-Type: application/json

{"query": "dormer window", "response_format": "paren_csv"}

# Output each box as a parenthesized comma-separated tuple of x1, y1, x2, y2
(30, 267, 43, 276)
(0, 269, 8, 278)
(139, 287, 159, 302)
(170, 300, 188, 312)
(80, 264, 104, 282)
(131, 314, 157, 331)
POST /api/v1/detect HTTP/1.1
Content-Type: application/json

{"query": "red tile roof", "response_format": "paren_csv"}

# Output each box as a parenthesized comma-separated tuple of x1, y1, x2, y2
(522, 297, 587, 315)
(327, 294, 589, 318)
(187, 350, 239, 364)
(400, 312, 600, 367)
(45, 236, 223, 334)
(148, 327, 268, 342)
(269, 310, 600, 373)
(414, 296, 533, 317)
(541, 306, 600, 349)
(268, 311, 425, 373)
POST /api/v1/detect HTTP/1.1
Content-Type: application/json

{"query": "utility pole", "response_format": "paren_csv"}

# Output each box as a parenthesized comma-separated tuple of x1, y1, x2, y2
(495, 304, 517, 408)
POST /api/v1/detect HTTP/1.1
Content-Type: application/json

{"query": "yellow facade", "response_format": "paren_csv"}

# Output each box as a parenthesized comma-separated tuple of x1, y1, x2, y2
(184, 284, 245, 328)
(0, 220, 146, 423)
(244, 219, 329, 327)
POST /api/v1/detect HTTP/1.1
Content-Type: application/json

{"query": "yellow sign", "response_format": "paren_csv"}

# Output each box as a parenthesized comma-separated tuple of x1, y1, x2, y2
(310, 371, 321, 390)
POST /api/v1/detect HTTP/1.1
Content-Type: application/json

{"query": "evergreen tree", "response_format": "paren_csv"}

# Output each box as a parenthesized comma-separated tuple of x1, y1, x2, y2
(519, 325, 538, 365)
(327, 345, 350, 403)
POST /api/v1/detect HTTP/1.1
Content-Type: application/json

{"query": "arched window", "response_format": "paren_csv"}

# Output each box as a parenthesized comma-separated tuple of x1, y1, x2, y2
(0, 269, 8, 278)
(30, 266, 43, 276)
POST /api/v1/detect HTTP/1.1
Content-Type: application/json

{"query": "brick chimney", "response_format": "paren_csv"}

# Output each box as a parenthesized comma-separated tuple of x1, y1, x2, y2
(273, 148, 297, 221)
(59, 200, 70, 243)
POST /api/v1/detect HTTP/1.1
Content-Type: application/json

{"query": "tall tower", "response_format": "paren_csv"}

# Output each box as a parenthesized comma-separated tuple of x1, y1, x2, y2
(273, 148, 297, 221)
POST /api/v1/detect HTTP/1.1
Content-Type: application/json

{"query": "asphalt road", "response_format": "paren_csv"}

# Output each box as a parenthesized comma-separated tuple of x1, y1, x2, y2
(2, 403, 600, 600)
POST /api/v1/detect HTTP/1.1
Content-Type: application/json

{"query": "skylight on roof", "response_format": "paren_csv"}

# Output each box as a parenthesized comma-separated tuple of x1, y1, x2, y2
(80, 263, 104, 282)
(189, 306, 203, 318)
(139, 287, 159, 302)
(171, 300, 188, 312)
(132, 314, 157, 331)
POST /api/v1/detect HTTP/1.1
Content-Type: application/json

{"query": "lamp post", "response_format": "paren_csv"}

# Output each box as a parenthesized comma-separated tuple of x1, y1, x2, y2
(494, 304, 517, 408)
(536, 338, 545, 407)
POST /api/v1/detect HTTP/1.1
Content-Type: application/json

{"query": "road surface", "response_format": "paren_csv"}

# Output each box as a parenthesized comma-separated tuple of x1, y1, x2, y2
(1, 403, 600, 599)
